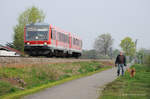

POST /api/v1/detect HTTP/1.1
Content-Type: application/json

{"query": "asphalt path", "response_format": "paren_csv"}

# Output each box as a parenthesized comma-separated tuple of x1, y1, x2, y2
(23, 67, 120, 99)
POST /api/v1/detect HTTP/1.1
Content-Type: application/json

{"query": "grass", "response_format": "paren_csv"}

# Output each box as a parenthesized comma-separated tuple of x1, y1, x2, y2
(0, 81, 20, 96)
(0, 61, 113, 99)
(99, 64, 150, 99)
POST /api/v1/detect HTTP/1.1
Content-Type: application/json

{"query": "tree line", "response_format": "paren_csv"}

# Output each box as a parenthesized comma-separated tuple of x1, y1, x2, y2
(81, 34, 137, 60)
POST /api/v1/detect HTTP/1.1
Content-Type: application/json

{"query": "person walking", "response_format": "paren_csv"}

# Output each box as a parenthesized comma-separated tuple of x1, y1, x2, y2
(115, 51, 126, 76)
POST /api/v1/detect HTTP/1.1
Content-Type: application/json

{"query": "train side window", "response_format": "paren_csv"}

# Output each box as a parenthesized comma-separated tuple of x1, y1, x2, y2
(61, 33, 63, 42)
(60, 33, 62, 41)
(73, 37, 74, 45)
(64, 34, 66, 43)
(66, 35, 67, 43)
(78, 40, 80, 46)
(59, 32, 61, 41)
(51, 29, 56, 40)
(57, 32, 59, 40)
(76, 39, 77, 45)
(67, 36, 69, 44)
(61, 32, 63, 42)
(51, 29, 53, 39)
(76, 39, 78, 45)
(63, 34, 65, 43)
(72, 38, 73, 45)
(74, 38, 76, 45)
(63, 34, 66, 43)
(71, 37, 72, 47)
(55, 30, 57, 40)
(65, 35, 67, 43)
(63, 34, 65, 42)
(55, 30, 56, 40)
(59, 32, 60, 41)
(74, 38, 75, 45)
(73, 38, 75, 45)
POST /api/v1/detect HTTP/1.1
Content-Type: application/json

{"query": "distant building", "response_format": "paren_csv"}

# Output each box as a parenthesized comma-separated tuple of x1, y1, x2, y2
(0, 45, 20, 56)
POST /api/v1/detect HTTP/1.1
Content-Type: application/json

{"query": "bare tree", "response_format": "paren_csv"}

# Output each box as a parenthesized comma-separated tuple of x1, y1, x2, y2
(94, 33, 113, 56)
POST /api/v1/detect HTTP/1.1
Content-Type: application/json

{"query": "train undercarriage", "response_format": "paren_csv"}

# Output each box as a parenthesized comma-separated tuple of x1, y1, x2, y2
(24, 46, 81, 58)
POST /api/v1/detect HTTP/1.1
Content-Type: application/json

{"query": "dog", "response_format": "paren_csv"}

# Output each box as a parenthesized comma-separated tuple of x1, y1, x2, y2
(127, 68, 136, 77)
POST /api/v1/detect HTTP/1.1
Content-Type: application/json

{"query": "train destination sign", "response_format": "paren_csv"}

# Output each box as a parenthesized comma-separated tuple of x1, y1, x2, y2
(27, 27, 49, 31)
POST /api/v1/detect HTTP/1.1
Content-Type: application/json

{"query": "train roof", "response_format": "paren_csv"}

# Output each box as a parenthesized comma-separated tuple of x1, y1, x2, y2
(26, 23, 82, 40)
(50, 25, 81, 40)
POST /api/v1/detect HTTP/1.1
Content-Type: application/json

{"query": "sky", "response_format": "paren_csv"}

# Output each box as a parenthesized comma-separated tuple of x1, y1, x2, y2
(0, 0, 150, 50)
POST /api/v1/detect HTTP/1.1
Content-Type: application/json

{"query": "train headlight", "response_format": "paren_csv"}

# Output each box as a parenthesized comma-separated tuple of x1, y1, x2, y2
(27, 42, 30, 45)
(44, 42, 47, 45)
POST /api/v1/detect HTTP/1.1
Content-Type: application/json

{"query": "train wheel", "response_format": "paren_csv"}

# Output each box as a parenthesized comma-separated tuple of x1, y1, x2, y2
(47, 52, 53, 57)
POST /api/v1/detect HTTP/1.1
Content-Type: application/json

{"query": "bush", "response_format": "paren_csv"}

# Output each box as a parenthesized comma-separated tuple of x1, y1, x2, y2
(144, 55, 150, 66)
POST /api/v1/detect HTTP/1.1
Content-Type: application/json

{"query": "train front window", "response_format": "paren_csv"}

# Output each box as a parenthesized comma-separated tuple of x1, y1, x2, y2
(26, 27, 49, 41)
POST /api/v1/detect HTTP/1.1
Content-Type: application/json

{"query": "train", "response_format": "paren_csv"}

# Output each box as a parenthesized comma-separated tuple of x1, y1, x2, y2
(24, 23, 82, 57)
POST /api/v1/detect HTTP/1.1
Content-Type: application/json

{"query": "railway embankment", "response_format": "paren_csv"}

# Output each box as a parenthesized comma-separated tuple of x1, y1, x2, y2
(0, 57, 112, 66)
(0, 57, 90, 64)
(0, 60, 114, 99)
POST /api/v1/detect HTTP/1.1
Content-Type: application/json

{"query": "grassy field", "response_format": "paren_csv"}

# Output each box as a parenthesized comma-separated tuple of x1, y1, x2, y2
(0, 60, 113, 98)
(99, 64, 150, 99)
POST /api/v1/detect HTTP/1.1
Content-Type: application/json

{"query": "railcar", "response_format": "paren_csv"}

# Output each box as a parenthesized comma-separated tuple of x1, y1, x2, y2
(24, 23, 82, 57)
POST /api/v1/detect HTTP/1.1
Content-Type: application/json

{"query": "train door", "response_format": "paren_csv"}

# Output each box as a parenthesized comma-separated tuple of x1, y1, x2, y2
(51, 29, 57, 47)
(69, 33, 72, 49)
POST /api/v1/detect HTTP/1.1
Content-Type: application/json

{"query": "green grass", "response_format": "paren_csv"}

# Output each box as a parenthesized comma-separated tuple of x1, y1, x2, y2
(99, 64, 150, 99)
(1, 65, 111, 99)
(0, 81, 20, 96)
(0, 61, 112, 99)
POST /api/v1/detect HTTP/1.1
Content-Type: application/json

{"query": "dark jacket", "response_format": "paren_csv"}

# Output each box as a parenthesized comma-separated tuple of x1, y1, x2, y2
(115, 55, 126, 66)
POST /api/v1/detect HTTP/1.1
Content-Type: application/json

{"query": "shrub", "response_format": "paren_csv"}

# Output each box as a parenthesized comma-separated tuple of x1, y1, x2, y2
(144, 55, 150, 66)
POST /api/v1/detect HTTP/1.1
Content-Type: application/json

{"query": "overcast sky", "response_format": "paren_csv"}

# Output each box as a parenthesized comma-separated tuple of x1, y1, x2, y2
(0, 0, 150, 50)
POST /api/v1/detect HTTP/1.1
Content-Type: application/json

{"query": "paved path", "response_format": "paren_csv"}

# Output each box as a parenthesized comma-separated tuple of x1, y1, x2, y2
(23, 67, 119, 99)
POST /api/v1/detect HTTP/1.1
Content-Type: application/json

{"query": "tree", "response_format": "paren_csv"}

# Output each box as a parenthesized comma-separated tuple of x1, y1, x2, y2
(94, 33, 113, 56)
(120, 37, 136, 56)
(13, 6, 45, 52)
(81, 50, 98, 59)
(136, 48, 145, 64)
(112, 49, 120, 58)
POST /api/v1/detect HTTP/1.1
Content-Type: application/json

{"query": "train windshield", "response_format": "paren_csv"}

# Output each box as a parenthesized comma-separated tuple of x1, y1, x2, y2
(26, 27, 49, 41)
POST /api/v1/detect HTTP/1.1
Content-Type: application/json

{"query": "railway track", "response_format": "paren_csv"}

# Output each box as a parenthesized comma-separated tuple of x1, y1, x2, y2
(0, 57, 101, 65)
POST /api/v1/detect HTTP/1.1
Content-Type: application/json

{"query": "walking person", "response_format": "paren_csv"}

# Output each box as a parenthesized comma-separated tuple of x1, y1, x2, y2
(115, 51, 126, 76)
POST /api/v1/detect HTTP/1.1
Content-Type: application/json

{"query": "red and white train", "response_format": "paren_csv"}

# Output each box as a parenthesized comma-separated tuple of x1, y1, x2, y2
(24, 23, 82, 57)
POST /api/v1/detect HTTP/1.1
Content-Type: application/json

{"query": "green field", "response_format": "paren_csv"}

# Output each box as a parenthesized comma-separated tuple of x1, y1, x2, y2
(99, 64, 150, 99)
(0, 61, 112, 98)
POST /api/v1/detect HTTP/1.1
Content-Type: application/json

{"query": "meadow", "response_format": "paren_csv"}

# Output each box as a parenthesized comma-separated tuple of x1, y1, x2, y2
(99, 64, 150, 99)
